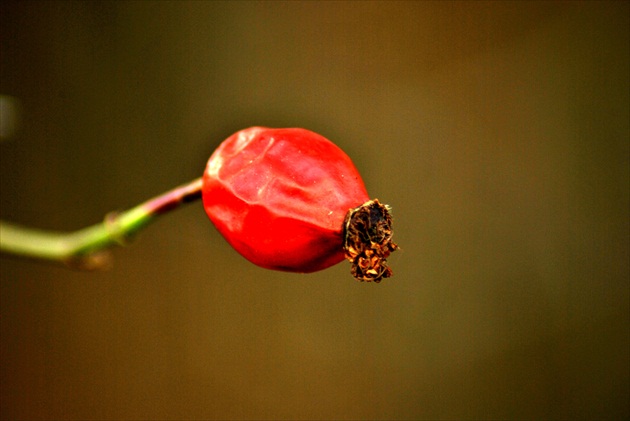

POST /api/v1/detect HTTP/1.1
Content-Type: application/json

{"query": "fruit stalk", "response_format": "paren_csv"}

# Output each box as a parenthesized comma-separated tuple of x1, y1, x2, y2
(0, 178, 202, 269)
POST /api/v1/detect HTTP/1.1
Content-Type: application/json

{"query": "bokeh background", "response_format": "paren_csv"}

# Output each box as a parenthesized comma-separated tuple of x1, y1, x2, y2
(1, 1, 628, 419)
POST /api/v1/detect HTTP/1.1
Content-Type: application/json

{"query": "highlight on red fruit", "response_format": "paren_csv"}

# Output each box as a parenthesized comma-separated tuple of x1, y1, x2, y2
(202, 127, 398, 282)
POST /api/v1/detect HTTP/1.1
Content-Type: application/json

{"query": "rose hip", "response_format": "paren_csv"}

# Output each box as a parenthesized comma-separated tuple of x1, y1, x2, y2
(202, 127, 397, 282)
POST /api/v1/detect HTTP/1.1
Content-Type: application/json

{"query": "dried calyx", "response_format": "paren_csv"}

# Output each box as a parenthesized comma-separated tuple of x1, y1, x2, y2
(343, 199, 398, 283)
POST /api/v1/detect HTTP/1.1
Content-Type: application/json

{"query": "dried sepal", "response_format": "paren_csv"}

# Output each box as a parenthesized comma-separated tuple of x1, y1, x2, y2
(343, 199, 398, 283)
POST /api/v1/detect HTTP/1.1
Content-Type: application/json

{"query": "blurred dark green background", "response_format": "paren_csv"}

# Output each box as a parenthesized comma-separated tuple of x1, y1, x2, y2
(1, 1, 628, 419)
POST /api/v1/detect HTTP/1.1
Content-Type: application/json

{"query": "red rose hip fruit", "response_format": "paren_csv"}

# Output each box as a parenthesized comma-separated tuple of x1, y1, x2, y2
(202, 127, 397, 282)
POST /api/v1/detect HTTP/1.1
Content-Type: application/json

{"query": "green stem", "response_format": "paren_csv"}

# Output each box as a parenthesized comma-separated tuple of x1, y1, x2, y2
(0, 178, 203, 270)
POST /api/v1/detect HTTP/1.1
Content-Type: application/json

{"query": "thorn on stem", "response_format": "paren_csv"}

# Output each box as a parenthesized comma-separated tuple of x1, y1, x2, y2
(65, 250, 114, 271)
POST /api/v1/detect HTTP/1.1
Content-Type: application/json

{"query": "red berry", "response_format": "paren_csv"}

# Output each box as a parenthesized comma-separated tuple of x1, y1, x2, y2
(202, 127, 397, 281)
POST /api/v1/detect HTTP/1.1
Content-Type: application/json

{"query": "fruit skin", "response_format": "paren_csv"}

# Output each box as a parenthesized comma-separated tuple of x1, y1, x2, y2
(202, 127, 370, 273)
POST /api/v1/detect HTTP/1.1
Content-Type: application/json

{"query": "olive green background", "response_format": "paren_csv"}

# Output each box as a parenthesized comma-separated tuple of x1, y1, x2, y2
(1, 1, 628, 419)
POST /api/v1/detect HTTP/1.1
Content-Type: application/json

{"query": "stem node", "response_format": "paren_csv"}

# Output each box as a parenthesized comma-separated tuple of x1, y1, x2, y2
(0, 178, 203, 268)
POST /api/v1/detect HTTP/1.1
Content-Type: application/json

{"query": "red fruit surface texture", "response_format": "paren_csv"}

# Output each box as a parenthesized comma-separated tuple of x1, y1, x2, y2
(202, 127, 370, 273)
